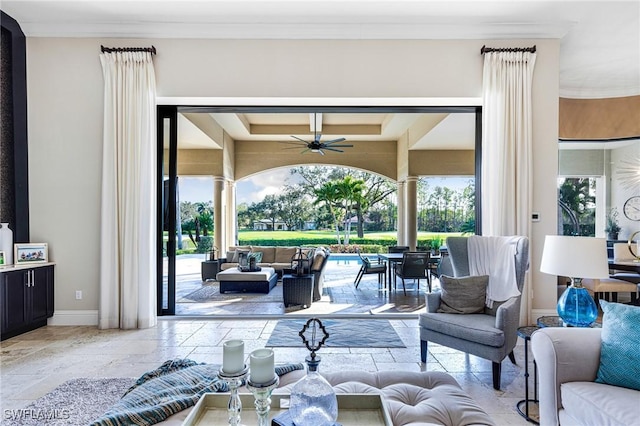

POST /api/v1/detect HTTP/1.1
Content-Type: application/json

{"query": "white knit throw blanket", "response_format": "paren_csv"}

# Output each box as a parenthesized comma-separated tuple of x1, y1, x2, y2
(467, 236, 522, 308)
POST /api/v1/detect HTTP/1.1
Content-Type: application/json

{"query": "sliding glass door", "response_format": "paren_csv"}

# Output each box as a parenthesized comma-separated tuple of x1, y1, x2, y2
(157, 106, 178, 315)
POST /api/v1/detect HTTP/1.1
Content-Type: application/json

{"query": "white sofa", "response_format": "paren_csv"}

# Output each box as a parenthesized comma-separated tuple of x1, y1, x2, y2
(531, 327, 640, 426)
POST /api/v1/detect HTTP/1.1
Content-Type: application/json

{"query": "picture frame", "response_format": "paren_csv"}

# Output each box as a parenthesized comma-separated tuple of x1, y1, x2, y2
(0, 250, 5, 266)
(14, 243, 48, 264)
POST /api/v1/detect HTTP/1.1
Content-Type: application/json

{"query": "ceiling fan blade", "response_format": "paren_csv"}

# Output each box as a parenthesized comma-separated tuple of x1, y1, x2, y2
(280, 140, 308, 146)
(322, 137, 346, 144)
(323, 144, 353, 148)
(323, 147, 344, 153)
(317, 149, 325, 155)
(301, 148, 310, 154)
(291, 135, 310, 143)
(282, 146, 307, 150)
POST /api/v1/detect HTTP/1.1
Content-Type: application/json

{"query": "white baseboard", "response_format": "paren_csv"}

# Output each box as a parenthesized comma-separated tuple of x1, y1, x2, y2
(48, 310, 99, 326)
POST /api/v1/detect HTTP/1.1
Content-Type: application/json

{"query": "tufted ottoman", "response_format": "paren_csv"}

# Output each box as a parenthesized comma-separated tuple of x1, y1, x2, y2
(277, 370, 495, 426)
(159, 369, 494, 425)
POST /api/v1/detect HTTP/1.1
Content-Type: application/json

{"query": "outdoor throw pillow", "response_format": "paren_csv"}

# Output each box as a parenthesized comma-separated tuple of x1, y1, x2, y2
(231, 249, 250, 263)
(311, 249, 326, 271)
(248, 251, 263, 263)
(437, 275, 489, 314)
(595, 300, 640, 391)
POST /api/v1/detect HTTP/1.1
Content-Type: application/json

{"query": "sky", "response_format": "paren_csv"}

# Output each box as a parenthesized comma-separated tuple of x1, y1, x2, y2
(178, 168, 299, 205)
(177, 169, 472, 205)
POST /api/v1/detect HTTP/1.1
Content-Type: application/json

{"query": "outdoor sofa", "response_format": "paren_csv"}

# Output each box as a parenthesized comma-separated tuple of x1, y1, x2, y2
(219, 245, 330, 301)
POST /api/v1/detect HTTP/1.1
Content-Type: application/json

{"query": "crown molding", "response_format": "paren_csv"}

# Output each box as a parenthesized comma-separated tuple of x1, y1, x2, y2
(19, 21, 571, 40)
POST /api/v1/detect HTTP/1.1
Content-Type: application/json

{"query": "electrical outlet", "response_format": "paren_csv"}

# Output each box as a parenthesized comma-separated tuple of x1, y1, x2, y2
(75, 290, 82, 300)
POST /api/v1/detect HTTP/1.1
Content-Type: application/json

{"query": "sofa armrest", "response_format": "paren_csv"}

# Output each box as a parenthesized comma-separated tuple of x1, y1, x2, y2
(531, 327, 602, 426)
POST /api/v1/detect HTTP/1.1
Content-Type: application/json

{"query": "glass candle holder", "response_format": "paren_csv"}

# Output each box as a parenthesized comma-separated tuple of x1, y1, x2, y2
(218, 365, 249, 426)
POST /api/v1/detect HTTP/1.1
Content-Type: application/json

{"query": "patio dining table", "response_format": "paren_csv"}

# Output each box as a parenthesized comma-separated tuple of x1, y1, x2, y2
(377, 252, 440, 292)
(377, 253, 404, 291)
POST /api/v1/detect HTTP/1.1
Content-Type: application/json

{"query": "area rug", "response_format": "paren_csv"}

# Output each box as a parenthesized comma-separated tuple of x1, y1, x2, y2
(179, 281, 283, 303)
(3, 378, 135, 426)
(266, 319, 406, 348)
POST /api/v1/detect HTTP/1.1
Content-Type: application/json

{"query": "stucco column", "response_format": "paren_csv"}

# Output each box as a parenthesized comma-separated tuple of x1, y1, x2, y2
(406, 176, 418, 250)
(397, 180, 406, 246)
(213, 177, 225, 254)
(225, 180, 237, 250)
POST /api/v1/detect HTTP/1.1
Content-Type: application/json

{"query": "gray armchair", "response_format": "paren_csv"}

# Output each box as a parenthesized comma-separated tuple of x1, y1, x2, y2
(419, 236, 529, 390)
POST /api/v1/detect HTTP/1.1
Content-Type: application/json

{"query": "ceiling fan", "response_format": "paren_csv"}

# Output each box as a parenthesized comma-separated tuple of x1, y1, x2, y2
(282, 113, 353, 155)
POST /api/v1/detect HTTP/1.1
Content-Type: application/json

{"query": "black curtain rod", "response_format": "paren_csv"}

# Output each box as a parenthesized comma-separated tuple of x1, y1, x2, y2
(101, 45, 156, 55)
(480, 45, 536, 54)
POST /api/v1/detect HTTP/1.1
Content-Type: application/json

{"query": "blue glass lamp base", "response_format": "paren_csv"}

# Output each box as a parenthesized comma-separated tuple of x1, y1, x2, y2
(557, 285, 598, 327)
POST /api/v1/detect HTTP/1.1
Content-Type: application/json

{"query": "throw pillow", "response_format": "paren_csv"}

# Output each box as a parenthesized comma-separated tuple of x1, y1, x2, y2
(248, 251, 263, 263)
(595, 300, 640, 391)
(311, 249, 326, 271)
(231, 249, 250, 263)
(437, 275, 489, 314)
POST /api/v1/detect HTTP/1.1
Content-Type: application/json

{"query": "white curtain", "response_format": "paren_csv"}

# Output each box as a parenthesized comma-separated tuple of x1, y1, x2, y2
(99, 51, 157, 329)
(481, 50, 536, 323)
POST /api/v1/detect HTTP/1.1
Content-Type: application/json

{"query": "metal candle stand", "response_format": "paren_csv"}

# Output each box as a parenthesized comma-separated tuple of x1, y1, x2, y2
(218, 365, 249, 426)
(247, 375, 280, 426)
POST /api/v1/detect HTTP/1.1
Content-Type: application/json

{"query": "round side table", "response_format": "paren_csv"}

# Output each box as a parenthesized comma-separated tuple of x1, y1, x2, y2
(537, 315, 601, 328)
(516, 326, 540, 424)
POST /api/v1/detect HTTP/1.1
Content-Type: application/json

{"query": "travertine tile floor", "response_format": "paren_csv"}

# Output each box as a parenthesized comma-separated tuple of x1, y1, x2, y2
(1, 260, 534, 425)
(1, 319, 533, 425)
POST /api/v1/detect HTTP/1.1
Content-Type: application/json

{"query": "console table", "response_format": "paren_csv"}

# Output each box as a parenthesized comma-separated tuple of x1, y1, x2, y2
(0, 263, 55, 340)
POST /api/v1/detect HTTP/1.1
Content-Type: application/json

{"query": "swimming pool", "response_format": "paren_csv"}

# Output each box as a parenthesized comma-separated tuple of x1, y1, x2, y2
(327, 253, 379, 265)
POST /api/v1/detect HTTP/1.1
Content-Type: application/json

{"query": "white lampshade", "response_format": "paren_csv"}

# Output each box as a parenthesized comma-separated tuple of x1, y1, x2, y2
(540, 235, 610, 279)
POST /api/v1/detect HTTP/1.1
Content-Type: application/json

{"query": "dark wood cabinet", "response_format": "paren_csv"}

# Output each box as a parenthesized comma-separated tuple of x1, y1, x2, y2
(1, 264, 54, 340)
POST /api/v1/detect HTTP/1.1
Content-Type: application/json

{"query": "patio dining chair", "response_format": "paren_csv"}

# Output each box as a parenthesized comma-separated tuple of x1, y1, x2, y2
(395, 251, 431, 295)
(354, 249, 387, 289)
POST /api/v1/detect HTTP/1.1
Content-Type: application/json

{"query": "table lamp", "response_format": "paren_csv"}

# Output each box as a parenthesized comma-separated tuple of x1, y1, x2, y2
(540, 235, 609, 327)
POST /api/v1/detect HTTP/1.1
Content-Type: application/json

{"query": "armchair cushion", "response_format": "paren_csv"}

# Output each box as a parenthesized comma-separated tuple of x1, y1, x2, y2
(595, 300, 640, 391)
(419, 313, 504, 347)
(437, 275, 489, 314)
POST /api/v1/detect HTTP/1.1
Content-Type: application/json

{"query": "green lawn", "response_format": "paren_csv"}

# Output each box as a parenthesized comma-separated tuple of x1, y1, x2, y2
(238, 230, 453, 241)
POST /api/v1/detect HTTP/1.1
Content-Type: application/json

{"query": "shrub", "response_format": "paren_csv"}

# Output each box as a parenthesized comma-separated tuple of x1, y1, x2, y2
(196, 235, 213, 254)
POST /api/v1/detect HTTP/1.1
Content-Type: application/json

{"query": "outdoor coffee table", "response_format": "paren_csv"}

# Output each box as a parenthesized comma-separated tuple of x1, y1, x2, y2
(217, 267, 277, 294)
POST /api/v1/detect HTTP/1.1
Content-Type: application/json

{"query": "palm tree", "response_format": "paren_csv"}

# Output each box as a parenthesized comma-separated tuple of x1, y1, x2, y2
(335, 176, 365, 244)
(313, 182, 343, 244)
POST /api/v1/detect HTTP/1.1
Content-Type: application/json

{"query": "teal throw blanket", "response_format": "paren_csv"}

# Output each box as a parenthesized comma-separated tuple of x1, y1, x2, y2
(90, 359, 303, 426)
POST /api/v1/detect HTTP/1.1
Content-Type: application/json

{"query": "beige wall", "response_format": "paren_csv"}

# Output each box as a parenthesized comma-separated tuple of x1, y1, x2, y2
(26, 37, 560, 322)
(235, 140, 397, 180)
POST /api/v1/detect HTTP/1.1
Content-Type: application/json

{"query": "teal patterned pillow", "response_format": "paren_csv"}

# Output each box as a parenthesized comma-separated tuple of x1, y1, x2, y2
(595, 300, 640, 390)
